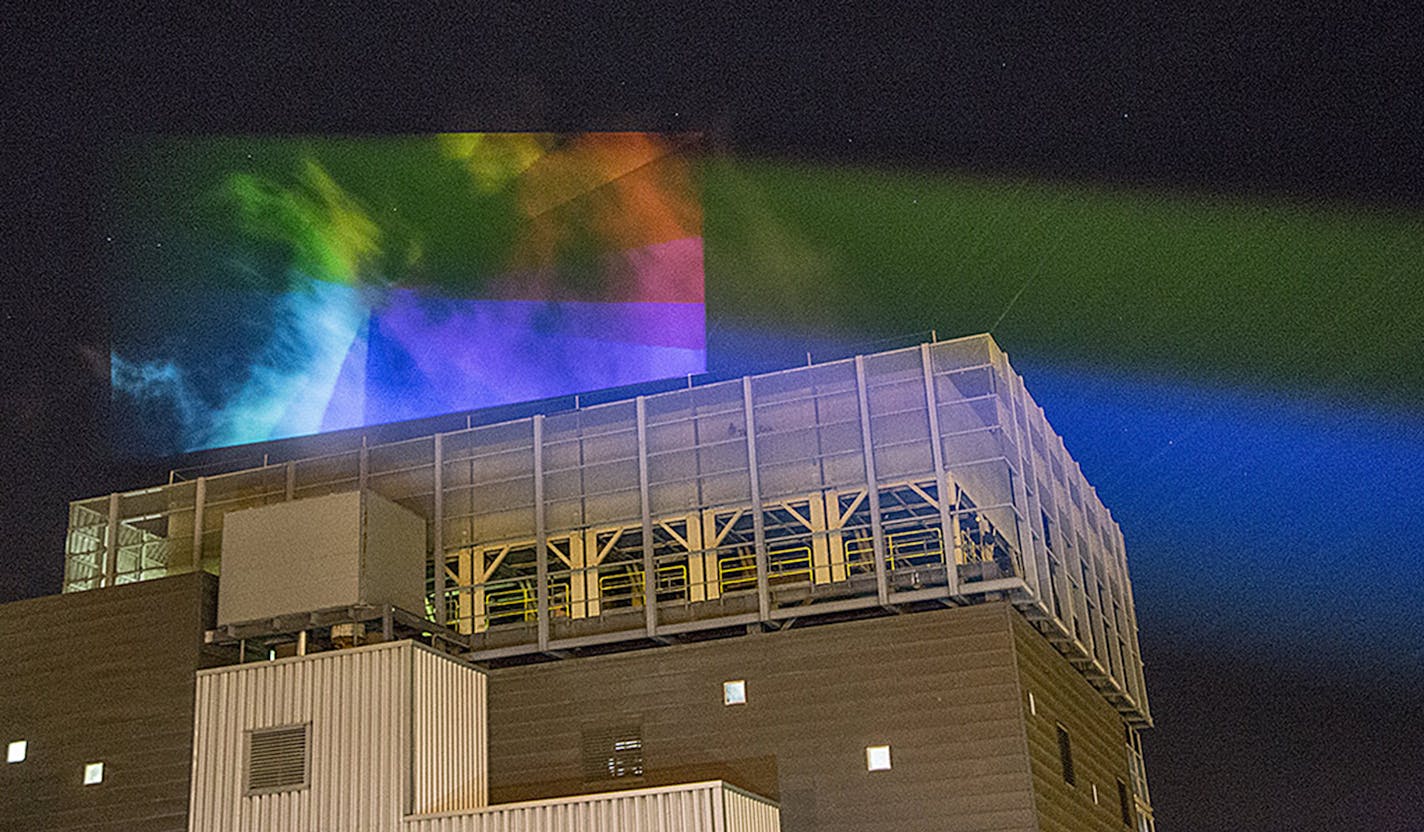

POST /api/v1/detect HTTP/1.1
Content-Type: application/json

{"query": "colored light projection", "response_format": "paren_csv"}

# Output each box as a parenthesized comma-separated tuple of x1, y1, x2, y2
(110, 134, 704, 454)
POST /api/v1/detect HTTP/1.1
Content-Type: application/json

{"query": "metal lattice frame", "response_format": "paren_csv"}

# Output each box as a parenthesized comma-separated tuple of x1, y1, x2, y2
(64, 333, 1150, 725)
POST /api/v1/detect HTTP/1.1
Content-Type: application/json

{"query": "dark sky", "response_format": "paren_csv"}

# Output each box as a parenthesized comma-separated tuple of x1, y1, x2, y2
(3, 6, 1422, 831)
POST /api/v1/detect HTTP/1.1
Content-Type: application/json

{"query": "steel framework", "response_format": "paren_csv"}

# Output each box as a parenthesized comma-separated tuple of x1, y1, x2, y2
(64, 333, 1150, 724)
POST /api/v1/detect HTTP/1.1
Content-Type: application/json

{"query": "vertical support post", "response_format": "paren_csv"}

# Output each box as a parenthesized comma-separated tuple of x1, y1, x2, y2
(998, 352, 1043, 597)
(854, 356, 889, 606)
(358, 438, 369, 492)
(433, 433, 446, 626)
(104, 492, 120, 588)
(920, 344, 960, 598)
(192, 476, 206, 574)
(533, 416, 550, 650)
(742, 377, 770, 622)
(636, 397, 658, 636)
(1009, 371, 1046, 604)
(285, 461, 296, 500)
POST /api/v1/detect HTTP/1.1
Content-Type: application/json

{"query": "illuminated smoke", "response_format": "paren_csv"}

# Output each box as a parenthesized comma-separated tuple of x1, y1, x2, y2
(224, 159, 383, 286)
(437, 133, 552, 193)
(111, 354, 204, 441)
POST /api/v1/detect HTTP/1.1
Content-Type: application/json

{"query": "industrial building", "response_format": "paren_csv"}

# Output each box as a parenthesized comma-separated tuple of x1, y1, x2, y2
(3, 333, 1154, 831)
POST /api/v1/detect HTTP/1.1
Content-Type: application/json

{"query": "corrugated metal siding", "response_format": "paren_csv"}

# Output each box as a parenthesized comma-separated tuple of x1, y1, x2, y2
(403, 781, 775, 832)
(722, 785, 781, 832)
(412, 643, 488, 813)
(190, 641, 411, 832)
(190, 640, 488, 831)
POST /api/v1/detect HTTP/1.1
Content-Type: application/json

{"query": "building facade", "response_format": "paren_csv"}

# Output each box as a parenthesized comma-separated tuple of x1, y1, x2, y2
(6, 334, 1153, 830)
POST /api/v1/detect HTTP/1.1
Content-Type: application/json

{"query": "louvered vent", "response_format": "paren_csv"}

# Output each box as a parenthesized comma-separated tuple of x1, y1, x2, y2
(581, 724, 644, 782)
(247, 725, 309, 793)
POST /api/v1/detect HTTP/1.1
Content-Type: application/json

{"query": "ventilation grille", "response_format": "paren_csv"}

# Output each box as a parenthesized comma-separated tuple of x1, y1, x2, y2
(581, 724, 644, 782)
(247, 725, 309, 793)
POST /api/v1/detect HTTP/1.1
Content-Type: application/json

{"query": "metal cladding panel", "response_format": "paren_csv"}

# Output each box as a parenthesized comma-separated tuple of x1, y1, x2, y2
(361, 490, 430, 614)
(722, 786, 782, 832)
(0, 573, 215, 832)
(403, 781, 776, 832)
(189, 642, 413, 832)
(412, 645, 489, 813)
(216, 491, 364, 625)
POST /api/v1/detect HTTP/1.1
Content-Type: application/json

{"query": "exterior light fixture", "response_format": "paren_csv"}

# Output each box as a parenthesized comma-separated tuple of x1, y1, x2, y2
(83, 762, 104, 785)
(866, 745, 892, 771)
(6, 740, 25, 763)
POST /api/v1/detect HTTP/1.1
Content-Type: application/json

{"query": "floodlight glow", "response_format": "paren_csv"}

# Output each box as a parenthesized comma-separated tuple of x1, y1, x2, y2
(6, 740, 25, 763)
(109, 133, 705, 455)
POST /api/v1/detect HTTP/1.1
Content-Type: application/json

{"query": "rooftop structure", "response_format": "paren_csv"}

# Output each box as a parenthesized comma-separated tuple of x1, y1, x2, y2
(63, 333, 1148, 726)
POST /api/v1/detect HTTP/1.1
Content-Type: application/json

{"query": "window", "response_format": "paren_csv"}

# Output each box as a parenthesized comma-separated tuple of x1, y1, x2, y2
(581, 725, 644, 782)
(866, 745, 892, 771)
(247, 725, 309, 794)
(5, 740, 25, 763)
(83, 762, 104, 785)
(1056, 723, 1075, 785)
(1118, 779, 1134, 827)
(723, 680, 747, 706)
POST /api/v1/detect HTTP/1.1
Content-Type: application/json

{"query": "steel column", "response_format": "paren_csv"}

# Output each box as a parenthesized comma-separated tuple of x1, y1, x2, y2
(854, 356, 889, 605)
(999, 355, 1044, 598)
(284, 461, 295, 500)
(192, 475, 206, 573)
(742, 377, 770, 621)
(533, 415, 550, 650)
(920, 343, 960, 598)
(104, 492, 119, 588)
(636, 397, 658, 636)
(433, 433, 446, 626)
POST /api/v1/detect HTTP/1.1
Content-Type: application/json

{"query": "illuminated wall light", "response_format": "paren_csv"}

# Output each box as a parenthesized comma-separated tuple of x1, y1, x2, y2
(866, 745, 892, 772)
(1092, 782, 1100, 804)
(1028, 690, 1037, 715)
(723, 680, 747, 706)
(83, 762, 104, 785)
(6, 740, 26, 763)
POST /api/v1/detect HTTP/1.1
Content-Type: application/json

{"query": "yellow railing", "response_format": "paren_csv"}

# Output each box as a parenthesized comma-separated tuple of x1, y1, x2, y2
(846, 527, 945, 571)
(597, 563, 690, 601)
(466, 524, 957, 622)
(718, 545, 813, 591)
(718, 557, 758, 591)
(481, 581, 571, 624)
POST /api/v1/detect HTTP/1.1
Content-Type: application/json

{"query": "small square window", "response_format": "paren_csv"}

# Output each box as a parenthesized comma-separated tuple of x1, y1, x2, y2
(723, 680, 747, 706)
(6, 740, 26, 763)
(83, 762, 104, 785)
(866, 744, 892, 771)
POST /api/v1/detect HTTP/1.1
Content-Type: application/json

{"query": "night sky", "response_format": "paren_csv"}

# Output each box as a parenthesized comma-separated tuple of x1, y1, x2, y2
(4, 7, 1422, 831)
